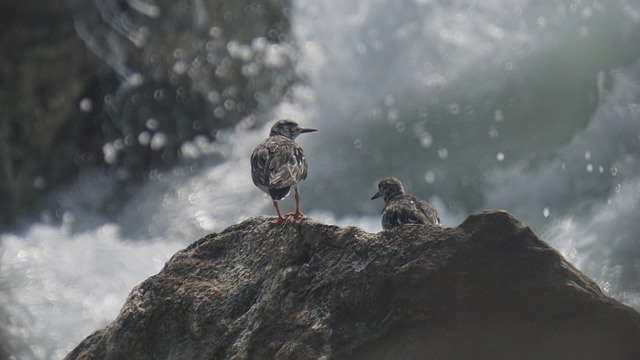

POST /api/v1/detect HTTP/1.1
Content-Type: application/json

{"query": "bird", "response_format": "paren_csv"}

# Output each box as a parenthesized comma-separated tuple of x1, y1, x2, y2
(371, 177, 440, 229)
(251, 119, 317, 224)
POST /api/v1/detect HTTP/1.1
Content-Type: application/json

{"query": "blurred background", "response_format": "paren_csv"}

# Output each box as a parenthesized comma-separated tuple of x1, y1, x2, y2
(1, 0, 639, 358)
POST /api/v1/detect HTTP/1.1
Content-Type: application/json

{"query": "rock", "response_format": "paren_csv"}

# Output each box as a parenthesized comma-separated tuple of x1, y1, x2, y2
(65, 211, 640, 360)
(0, 1, 106, 226)
(72, 0, 297, 171)
(0, 0, 296, 227)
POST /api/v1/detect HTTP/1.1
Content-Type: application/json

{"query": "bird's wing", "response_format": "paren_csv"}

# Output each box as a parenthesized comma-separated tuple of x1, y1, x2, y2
(251, 137, 308, 189)
(382, 196, 430, 227)
(412, 196, 441, 225)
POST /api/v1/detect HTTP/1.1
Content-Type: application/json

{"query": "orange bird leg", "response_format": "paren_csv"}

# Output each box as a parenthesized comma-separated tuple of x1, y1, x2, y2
(271, 200, 288, 225)
(285, 189, 305, 218)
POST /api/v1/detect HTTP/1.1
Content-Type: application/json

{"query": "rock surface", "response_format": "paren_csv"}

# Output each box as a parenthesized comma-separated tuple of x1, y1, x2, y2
(66, 211, 640, 360)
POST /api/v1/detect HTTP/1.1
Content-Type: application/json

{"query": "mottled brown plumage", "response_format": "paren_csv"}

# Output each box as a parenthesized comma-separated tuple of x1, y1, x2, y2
(371, 177, 440, 229)
(251, 119, 316, 224)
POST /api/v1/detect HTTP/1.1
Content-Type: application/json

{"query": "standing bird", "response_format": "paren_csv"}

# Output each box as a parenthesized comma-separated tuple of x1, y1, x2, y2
(251, 119, 317, 224)
(371, 177, 441, 229)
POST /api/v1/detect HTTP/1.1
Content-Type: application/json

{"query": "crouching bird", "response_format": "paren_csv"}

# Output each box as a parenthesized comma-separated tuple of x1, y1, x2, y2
(371, 177, 440, 229)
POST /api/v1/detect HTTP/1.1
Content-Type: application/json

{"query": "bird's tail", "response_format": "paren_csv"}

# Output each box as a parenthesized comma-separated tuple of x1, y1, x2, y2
(269, 187, 291, 201)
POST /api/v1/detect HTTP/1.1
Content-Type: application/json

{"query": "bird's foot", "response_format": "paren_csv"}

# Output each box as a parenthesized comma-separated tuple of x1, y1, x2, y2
(285, 210, 305, 218)
(270, 215, 289, 225)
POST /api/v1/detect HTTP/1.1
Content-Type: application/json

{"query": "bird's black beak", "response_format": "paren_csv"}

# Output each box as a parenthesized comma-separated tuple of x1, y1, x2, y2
(371, 191, 381, 200)
(301, 127, 317, 133)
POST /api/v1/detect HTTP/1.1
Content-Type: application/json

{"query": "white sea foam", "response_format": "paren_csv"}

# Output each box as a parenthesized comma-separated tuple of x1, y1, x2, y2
(0, 224, 182, 359)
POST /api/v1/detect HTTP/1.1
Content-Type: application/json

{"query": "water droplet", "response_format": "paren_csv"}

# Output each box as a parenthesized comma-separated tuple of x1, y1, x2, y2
(173, 48, 185, 59)
(208, 90, 220, 104)
(598, 166, 604, 173)
(586, 164, 593, 173)
(543, 207, 550, 217)
(537, 16, 546, 28)
(353, 138, 362, 149)
(146, 118, 160, 131)
(368, 107, 382, 118)
(209, 27, 221, 38)
(138, 131, 151, 146)
(173, 60, 188, 74)
(150, 133, 168, 151)
(17, 249, 28, 261)
(584, 151, 591, 161)
(154, 89, 166, 101)
(33, 177, 46, 190)
(103, 143, 117, 164)
(79, 98, 93, 112)
(494, 109, 504, 122)
(252, 37, 267, 51)
(419, 133, 433, 148)
(489, 127, 499, 138)
(124, 135, 135, 146)
(611, 167, 618, 176)
(127, 73, 144, 87)
(615, 184, 621, 193)
(213, 106, 226, 118)
(242, 63, 259, 77)
(384, 95, 395, 107)
(496, 152, 505, 161)
(62, 211, 75, 224)
(180, 142, 200, 159)
(437, 148, 448, 159)
(113, 138, 125, 150)
(418, 106, 428, 120)
(387, 108, 399, 122)
(224, 99, 236, 111)
(569, 3, 578, 13)
(448, 103, 460, 115)
(424, 171, 435, 184)
(356, 43, 367, 55)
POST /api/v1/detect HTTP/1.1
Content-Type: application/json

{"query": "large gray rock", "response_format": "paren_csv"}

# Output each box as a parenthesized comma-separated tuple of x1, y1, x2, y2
(66, 211, 640, 360)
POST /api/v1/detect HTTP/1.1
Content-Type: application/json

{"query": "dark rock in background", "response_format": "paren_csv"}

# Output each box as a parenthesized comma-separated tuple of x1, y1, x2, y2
(0, 0, 296, 227)
(65, 211, 640, 360)
(0, 2, 106, 226)
(71, 0, 297, 170)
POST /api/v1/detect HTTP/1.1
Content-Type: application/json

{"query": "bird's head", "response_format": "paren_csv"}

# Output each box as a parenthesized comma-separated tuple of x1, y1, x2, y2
(371, 177, 406, 202)
(269, 119, 317, 140)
